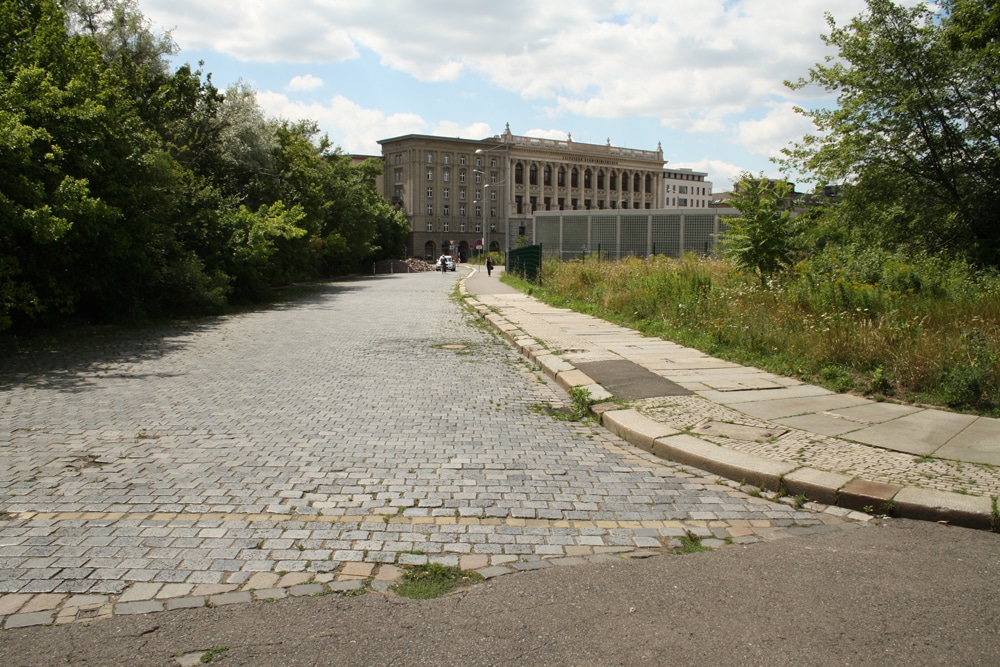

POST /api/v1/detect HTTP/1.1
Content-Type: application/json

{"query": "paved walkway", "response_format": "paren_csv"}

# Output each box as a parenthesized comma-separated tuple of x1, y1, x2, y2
(465, 267, 1000, 529)
(0, 272, 867, 631)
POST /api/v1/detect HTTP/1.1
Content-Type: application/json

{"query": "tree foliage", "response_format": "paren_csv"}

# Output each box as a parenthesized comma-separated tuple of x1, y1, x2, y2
(721, 173, 796, 287)
(780, 0, 1000, 265)
(0, 0, 408, 332)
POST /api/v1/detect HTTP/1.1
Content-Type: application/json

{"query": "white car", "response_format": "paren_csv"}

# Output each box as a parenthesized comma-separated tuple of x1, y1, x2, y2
(438, 256, 456, 271)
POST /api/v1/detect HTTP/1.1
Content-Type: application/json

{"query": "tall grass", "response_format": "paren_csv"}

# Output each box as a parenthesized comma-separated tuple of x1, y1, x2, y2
(530, 251, 1000, 415)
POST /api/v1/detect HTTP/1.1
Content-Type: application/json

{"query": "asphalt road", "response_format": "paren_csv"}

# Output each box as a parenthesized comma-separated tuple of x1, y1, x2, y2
(0, 518, 997, 666)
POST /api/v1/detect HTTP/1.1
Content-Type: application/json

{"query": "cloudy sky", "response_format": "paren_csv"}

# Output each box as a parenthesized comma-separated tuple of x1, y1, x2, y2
(136, 0, 889, 190)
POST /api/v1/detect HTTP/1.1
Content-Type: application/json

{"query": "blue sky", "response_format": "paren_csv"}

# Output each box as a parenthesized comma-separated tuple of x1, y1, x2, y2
(137, 0, 896, 191)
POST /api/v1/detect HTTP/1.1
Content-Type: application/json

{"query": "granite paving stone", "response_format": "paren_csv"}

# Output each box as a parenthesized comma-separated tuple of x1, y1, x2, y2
(1, 274, 872, 626)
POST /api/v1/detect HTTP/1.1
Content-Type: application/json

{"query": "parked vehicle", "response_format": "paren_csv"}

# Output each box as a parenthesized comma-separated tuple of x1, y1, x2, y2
(438, 255, 456, 271)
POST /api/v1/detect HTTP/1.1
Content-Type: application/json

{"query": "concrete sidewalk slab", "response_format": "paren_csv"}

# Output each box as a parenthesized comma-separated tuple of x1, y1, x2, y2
(776, 413, 869, 437)
(933, 417, 1000, 466)
(734, 394, 872, 421)
(698, 384, 832, 405)
(829, 401, 923, 423)
(847, 410, 978, 456)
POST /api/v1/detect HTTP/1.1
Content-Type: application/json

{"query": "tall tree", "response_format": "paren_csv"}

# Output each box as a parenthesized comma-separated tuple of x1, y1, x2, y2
(780, 0, 1000, 264)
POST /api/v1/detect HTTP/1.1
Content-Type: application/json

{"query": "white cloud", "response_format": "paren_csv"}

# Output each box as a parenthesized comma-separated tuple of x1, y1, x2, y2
(736, 103, 816, 158)
(255, 92, 424, 154)
(138, 0, 922, 149)
(286, 74, 324, 92)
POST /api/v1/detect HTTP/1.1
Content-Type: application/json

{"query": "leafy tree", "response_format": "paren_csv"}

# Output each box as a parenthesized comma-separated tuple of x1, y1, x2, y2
(721, 173, 795, 287)
(780, 0, 1000, 265)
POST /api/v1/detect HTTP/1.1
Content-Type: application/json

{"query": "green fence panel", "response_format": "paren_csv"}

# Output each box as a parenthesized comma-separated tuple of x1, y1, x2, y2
(507, 245, 543, 283)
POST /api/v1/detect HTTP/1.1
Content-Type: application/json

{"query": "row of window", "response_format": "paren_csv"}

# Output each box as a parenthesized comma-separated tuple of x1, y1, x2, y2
(424, 188, 498, 200)
(665, 171, 706, 182)
(393, 152, 496, 168)
(394, 165, 658, 193)
(513, 164, 655, 192)
(424, 205, 497, 217)
(424, 222, 486, 233)
(669, 185, 709, 195)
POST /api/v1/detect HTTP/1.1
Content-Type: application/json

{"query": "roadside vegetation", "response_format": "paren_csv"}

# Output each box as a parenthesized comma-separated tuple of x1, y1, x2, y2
(510, 0, 1000, 416)
(1, 0, 408, 334)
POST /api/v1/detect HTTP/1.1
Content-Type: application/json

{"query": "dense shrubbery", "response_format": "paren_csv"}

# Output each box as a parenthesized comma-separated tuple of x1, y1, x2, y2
(534, 252, 1000, 415)
(0, 0, 408, 332)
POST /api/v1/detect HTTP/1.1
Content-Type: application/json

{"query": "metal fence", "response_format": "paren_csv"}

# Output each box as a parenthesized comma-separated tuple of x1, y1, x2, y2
(534, 208, 737, 261)
(506, 244, 543, 282)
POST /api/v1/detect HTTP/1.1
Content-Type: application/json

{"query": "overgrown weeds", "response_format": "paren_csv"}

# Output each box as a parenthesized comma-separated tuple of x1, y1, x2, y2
(392, 563, 484, 599)
(527, 252, 1000, 415)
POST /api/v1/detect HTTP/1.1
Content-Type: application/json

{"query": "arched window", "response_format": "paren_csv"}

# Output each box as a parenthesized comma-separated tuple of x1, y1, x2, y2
(583, 169, 592, 189)
(597, 170, 605, 189)
(645, 174, 653, 193)
(558, 167, 566, 187)
(543, 165, 552, 186)
(621, 172, 629, 192)
(610, 172, 617, 190)
(515, 163, 524, 184)
(571, 168, 579, 188)
(634, 173, 641, 192)
(529, 164, 538, 185)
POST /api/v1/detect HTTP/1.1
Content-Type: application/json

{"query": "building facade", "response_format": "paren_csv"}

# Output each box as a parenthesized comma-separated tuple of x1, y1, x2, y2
(378, 125, 666, 261)
(663, 167, 712, 209)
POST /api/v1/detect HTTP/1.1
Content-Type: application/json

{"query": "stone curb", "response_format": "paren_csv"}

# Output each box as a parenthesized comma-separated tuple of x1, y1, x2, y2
(462, 290, 997, 532)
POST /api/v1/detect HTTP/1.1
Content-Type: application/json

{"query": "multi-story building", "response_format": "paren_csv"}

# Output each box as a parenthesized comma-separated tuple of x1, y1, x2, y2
(663, 167, 712, 209)
(378, 125, 665, 261)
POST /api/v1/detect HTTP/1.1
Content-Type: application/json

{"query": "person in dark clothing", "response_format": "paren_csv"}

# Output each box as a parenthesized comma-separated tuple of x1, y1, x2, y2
(486, 257, 493, 276)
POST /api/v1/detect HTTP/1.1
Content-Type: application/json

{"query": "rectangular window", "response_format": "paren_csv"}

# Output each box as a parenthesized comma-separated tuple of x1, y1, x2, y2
(426, 222, 433, 232)
(490, 172, 498, 184)
(443, 188, 450, 199)
(460, 156, 467, 165)
(460, 223, 466, 232)
(475, 172, 482, 184)
(475, 206, 481, 217)
(394, 170, 402, 183)
(459, 171, 466, 183)
(491, 158, 497, 168)
(459, 189, 466, 200)
(475, 157, 482, 167)
(490, 206, 497, 217)
(394, 154, 403, 165)
(516, 195, 523, 214)
(544, 196, 551, 210)
(475, 222, 481, 232)
(426, 205, 433, 215)
(427, 169, 434, 181)
(427, 153, 434, 163)
(530, 196, 537, 212)
(459, 205, 466, 216)
(443, 155, 450, 164)
(443, 205, 450, 215)
(426, 187, 433, 198)
(558, 197, 565, 210)
(443, 171, 450, 182)
(443, 222, 449, 231)
(490, 190, 497, 201)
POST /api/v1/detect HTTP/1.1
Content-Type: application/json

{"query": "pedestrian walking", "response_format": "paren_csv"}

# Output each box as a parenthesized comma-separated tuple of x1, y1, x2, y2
(486, 257, 493, 276)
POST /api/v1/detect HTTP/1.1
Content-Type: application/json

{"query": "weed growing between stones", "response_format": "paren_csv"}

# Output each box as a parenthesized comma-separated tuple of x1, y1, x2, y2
(672, 530, 711, 555)
(392, 563, 484, 599)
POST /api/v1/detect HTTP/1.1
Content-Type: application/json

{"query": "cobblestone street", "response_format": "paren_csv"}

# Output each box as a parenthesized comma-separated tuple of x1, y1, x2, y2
(0, 273, 862, 626)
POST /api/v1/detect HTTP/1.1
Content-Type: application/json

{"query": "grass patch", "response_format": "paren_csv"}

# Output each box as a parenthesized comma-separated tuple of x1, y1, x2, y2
(672, 530, 712, 554)
(522, 253, 1000, 416)
(392, 563, 484, 599)
(200, 646, 229, 663)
